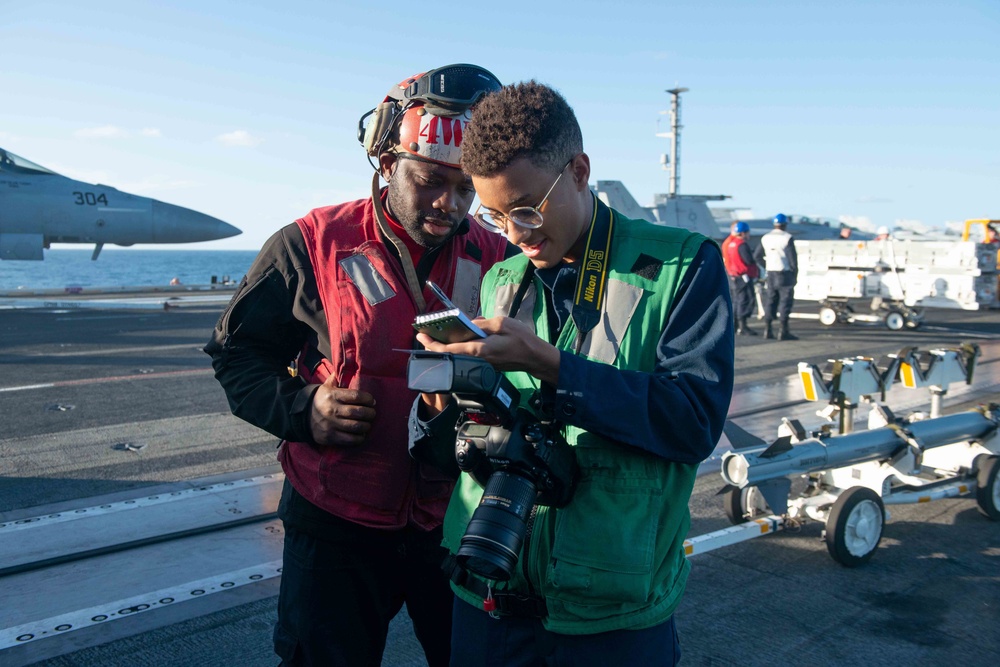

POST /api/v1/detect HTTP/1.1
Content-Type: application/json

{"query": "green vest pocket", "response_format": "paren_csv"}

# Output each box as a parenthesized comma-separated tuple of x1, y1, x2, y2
(546, 448, 661, 605)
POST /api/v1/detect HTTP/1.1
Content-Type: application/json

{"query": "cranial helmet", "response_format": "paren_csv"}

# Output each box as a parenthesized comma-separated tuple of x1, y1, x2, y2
(357, 64, 502, 168)
(734, 221, 750, 233)
(773, 213, 788, 226)
(393, 105, 474, 167)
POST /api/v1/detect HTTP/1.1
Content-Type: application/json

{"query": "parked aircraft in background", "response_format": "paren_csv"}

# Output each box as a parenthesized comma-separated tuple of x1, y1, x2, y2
(592, 181, 873, 242)
(592, 180, 725, 239)
(0, 148, 240, 260)
(722, 214, 875, 242)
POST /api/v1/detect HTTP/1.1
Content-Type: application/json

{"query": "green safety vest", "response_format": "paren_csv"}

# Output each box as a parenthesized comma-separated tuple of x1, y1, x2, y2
(443, 206, 713, 634)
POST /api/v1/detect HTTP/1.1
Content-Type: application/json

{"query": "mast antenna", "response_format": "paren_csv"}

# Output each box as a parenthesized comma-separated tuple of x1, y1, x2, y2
(657, 87, 688, 197)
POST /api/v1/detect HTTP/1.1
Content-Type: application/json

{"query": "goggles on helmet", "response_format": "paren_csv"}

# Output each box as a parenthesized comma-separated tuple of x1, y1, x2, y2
(358, 64, 501, 162)
(394, 64, 502, 116)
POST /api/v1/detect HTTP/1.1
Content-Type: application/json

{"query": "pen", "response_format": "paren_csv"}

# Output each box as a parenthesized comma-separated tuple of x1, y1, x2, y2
(425, 281, 458, 310)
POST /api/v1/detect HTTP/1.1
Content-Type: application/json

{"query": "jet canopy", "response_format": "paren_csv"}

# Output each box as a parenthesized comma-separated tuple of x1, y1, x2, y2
(0, 148, 57, 175)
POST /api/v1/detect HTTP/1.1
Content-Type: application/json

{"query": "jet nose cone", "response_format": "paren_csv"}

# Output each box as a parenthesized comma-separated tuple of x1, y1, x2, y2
(150, 200, 241, 243)
(212, 219, 242, 240)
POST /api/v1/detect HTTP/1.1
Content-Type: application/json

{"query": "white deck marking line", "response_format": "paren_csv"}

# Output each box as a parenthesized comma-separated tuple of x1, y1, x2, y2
(0, 474, 282, 532)
(0, 559, 283, 649)
(0, 368, 211, 392)
(35, 343, 202, 358)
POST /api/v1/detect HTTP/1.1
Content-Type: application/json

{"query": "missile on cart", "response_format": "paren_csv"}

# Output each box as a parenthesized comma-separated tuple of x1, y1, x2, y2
(722, 409, 997, 492)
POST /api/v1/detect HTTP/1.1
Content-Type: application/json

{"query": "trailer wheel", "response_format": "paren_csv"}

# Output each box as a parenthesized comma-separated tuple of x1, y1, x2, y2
(818, 307, 838, 326)
(884, 310, 906, 331)
(975, 456, 1000, 520)
(723, 486, 770, 524)
(825, 487, 884, 567)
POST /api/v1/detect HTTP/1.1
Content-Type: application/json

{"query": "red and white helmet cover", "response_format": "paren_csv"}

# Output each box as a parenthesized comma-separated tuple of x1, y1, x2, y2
(393, 104, 472, 169)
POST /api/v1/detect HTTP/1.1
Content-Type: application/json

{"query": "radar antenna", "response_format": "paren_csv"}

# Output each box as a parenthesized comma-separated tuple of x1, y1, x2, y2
(657, 87, 688, 197)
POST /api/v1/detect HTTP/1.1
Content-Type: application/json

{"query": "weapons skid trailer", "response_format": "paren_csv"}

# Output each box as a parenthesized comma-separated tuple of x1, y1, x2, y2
(794, 239, 999, 331)
(716, 407, 999, 566)
(685, 345, 1000, 567)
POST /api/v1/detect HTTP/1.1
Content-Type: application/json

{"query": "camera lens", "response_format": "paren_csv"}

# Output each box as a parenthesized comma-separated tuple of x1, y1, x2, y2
(456, 471, 536, 581)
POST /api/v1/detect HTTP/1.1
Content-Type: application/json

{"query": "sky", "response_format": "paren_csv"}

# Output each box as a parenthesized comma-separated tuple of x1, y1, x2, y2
(2, 0, 998, 251)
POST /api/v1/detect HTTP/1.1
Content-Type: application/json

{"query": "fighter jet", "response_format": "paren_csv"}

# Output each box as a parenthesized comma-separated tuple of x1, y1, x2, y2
(723, 215, 875, 242)
(592, 182, 874, 243)
(592, 181, 724, 239)
(0, 147, 240, 260)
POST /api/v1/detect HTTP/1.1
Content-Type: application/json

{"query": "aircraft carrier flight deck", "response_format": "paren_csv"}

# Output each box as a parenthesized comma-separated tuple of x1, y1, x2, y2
(1, 291, 997, 667)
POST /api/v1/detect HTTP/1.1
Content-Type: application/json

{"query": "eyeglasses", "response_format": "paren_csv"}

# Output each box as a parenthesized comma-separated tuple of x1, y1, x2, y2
(473, 159, 572, 234)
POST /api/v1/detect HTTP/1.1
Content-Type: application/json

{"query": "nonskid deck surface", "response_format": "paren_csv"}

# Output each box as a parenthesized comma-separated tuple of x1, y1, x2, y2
(1, 300, 998, 666)
(1, 469, 285, 666)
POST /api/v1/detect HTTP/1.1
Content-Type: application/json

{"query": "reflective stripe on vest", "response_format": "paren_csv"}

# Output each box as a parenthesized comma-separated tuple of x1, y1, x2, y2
(282, 196, 508, 529)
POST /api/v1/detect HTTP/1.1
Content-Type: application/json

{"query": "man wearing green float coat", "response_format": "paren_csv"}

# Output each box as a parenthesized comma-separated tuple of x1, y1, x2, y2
(410, 81, 734, 666)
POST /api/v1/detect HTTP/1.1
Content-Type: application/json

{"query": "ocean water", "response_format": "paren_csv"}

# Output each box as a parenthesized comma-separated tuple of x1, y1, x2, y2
(0, 248, 259, 290)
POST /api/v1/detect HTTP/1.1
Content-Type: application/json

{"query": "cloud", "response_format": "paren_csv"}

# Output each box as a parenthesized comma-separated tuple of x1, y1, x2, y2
(74, 125, 163, 139)
(216, 130, 262, 147)
(41, 163, 195, 192)
(75, 125, 129, 139)
(633, 49, 675, 62)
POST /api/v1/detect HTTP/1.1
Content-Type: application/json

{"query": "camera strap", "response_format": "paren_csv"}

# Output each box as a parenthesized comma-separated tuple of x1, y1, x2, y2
(442, 554, 549, 618)
(569, 194, 615, 354)
(510, 194, 615, 356)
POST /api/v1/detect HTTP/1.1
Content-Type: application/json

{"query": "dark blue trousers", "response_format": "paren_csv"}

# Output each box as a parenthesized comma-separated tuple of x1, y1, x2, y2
(449, 597, 680, 667)
(763, 273, 796, 323)
(729, 274, 757, 320)
(273, 483, 453, 667)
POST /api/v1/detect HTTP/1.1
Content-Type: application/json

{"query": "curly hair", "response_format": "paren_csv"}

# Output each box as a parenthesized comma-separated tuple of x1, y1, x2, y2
(460, 81, 582, 177)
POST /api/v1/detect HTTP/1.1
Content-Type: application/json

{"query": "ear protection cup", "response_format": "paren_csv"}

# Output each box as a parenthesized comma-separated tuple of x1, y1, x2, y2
(360, 102, 402, 156)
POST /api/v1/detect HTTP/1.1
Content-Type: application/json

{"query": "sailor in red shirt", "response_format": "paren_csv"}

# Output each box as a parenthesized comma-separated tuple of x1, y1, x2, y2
(721, 221, 760, 335)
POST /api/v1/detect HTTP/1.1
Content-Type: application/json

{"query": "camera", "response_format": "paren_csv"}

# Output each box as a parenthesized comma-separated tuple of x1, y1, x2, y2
(408, 351, 578, 581)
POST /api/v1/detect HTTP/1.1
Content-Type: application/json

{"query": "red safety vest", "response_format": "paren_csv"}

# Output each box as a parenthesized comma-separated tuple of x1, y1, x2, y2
(279, 196, 508, 529)
(722, 234, 759, 278)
